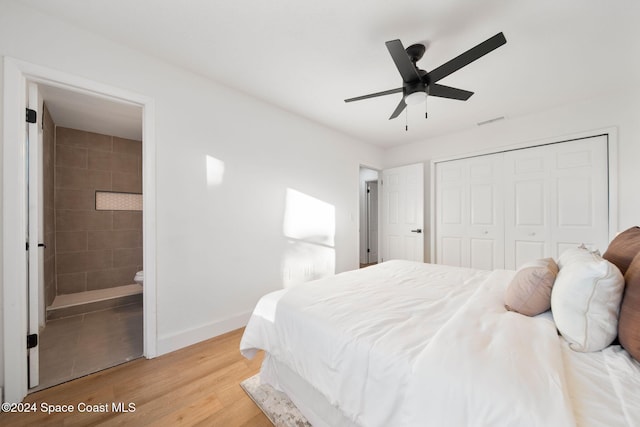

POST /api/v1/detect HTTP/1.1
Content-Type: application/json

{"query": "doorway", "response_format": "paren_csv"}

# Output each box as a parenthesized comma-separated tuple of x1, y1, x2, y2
(29, 83, 145, 391)
(27, 83, 143, 392)
(3, 57, 157, 403)
(359, 167, 379, 268)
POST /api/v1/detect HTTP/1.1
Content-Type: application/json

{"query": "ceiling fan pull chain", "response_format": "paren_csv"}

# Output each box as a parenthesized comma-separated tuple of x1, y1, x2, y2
(425, 96, 428, 119)
(405, 106, 408, 131)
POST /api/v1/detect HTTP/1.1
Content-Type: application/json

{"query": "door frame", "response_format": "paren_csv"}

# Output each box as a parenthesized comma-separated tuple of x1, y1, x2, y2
(2, 57, 158, 403)
(359, 166, 380, 265)
(365, 179, 379, 264)
(429, 127, 619, 263)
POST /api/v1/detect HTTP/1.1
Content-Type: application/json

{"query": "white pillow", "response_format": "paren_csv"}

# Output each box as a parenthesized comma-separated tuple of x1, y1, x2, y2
(551, 246, 624, 352)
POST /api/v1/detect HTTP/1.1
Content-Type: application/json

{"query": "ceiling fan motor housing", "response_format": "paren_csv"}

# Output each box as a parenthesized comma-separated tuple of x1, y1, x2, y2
(405, 81, 426, 97)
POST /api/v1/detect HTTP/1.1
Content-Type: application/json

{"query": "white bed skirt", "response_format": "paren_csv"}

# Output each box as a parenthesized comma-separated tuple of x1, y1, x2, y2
(261, 352, 360, 427)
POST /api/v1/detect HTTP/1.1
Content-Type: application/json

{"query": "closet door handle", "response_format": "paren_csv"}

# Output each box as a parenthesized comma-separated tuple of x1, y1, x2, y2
(410, 229, 422, 233)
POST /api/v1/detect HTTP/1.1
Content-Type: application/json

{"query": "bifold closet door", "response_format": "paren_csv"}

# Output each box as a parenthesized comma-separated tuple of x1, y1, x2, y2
(435, 135, 609, 270)
(504, 135, 609, 269)
(435, 155, 504, 270)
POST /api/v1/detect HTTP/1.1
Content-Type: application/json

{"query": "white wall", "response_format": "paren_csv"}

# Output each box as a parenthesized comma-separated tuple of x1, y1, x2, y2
(384, 90, 640, 262)
(0, 0, 383, 391)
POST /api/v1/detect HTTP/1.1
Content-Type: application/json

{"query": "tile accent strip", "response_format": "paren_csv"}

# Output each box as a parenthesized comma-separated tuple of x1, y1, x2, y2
(95, 191, 142, 211)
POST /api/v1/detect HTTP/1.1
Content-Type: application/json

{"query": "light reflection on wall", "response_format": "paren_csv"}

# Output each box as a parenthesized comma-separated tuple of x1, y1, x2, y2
(282, 188, 336, 287)
(206, 155, 225, 186)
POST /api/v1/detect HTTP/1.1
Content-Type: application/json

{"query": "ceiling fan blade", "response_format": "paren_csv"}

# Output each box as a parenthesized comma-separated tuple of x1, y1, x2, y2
(428, 32, 506, 84)
(385, 39, 421, 83)
(428, 83, 473, 100)
(344, 87, 403, 103)
(389, 98, 407, 120)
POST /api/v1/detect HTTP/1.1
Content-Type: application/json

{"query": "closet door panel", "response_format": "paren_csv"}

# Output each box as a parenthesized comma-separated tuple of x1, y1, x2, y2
(470, 238, 495, 270)
(513, 180, 545, 226)
(436, 160, 468, 266)
(470, 184, 494, 225)
(441, 186, 464, 225)
(504, 145, 549, 269)
(436, 155, 504, 269)
(441, 236, 464, 267)
(512, 240, 546, 268)
(556, 176, 592, 226)
(550, 136, 609, 254)
(467, 155, 504, 269)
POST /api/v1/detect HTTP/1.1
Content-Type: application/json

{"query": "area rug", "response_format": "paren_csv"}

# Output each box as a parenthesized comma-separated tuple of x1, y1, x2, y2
(240, 374, 312, 427)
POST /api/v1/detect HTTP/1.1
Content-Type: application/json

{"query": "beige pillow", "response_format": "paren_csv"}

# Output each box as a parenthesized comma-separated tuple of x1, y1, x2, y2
(505, 258, 558, 316)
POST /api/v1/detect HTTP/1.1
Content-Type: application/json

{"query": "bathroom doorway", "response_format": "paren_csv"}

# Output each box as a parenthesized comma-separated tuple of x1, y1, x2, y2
(359, 167, 379, 268)
(3, 58, 157, 402)
(29, 82, 144, 391)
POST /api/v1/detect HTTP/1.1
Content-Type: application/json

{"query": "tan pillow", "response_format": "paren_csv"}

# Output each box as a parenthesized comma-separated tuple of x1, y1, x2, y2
(603, 226, 640, 275)
(619, 252, 640, 361)
(505, 258, 559, 316)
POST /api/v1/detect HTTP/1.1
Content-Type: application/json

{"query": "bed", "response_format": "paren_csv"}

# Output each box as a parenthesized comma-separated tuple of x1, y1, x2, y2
(240, 229, 640, 427)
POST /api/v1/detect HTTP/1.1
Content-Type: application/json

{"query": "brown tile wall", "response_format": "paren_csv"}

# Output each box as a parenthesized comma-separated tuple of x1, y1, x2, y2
(43, 104, 56, 306)
(55, 127, 142, 294)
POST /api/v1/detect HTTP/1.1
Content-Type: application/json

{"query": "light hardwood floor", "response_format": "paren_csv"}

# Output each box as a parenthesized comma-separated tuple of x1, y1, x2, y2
(0, 328, 271, 426)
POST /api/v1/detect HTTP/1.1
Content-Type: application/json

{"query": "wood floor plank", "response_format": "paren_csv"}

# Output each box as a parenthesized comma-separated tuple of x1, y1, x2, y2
(0, 328, 269, 427)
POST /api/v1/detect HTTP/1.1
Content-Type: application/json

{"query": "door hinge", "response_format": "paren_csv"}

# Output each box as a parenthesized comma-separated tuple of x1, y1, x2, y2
(27, 334, 38, 349)
(26, 242, 29, 251)
(26, 108, 37, 124)
(367, 248, 370, 253)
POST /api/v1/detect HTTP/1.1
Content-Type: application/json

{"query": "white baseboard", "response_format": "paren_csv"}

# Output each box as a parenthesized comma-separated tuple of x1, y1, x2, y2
(156, 311, 252, 356)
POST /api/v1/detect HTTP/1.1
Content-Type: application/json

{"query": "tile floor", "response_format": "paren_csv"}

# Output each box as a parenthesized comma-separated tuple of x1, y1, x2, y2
(33, 302, 143, 392)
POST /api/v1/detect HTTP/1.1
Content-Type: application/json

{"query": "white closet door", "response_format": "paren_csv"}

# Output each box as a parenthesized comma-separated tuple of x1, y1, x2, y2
(435, 155, 504, 269)
(468, 155, 504, 270)
(436, 160, 467, 267)
(504, 145, 550, 269)
(436, 135, 609, 271)
(550, 136, 609, 256)
(504, 135, 609, 269)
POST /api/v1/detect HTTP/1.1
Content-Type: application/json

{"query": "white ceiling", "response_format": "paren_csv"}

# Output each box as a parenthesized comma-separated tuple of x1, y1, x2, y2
(24, 0, 640, 148)
(39, 85, 142, 140)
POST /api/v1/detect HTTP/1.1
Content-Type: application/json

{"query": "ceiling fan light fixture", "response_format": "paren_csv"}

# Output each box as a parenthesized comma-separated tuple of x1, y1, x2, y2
(404, 91, 427, 105)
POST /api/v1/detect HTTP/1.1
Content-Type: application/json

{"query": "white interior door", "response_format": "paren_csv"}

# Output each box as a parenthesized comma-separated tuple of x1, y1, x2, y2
(27, 82, 41, 388)
(381, 163, 424, 262)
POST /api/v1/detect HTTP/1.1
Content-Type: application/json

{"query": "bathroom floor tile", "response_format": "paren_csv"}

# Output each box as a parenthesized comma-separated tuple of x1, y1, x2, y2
(32, 303, 143, 392)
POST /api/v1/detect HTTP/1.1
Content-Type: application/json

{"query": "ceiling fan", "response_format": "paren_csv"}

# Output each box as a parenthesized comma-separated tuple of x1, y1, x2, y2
(344, 32, 507, 120)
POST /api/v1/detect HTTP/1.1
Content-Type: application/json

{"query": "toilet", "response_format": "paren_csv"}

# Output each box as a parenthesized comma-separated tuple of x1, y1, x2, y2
(134, 271, 144, 286)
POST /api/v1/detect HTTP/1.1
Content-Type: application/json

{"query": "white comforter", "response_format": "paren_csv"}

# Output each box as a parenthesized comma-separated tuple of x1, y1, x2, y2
(240, 261, 633, 426)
